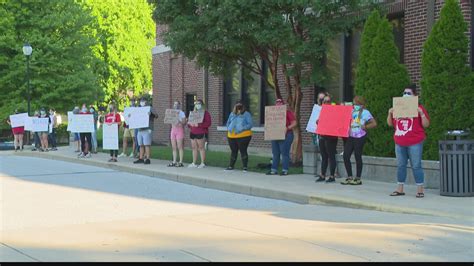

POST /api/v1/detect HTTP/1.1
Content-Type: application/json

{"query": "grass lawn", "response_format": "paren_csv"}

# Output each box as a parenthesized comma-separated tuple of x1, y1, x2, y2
(96, 127, 303, 175)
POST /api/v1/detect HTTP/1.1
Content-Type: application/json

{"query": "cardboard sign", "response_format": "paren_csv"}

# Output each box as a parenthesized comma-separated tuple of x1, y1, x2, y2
(188, 111, 204, 124)
(264, 105, 287, 141)
(9, 113, 29, 128)
(393, 96, 418, 118)
(305, 104, 322, 133)
(67, 114, 95, 133)
(126, 106, 151, 129)
(30, 117, 49, 132)
(164, 109, 180, 124)
(316, 105, 352, 137)
(102, 123, 119, 150)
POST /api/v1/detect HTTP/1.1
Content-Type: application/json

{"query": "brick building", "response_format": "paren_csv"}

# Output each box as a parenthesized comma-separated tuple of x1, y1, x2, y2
(151, 0, 473, 154)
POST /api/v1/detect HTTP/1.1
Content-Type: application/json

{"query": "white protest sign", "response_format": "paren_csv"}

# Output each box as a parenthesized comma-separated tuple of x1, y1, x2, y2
(188, 111, 204, 124)
(123, 107, 131, 124)
(164, 109, 180, 124)
(24, 117, 33, 131)
(127, 106, 151, 129)
(9, 113, 29, 128)
(305, 104, 322, 133)
(102, 123, 119, 150)
(68, 114, 95, 133)
(31, 117, 49, 132)
(67, 112, 74, 131)
(264, 105, 287, 141)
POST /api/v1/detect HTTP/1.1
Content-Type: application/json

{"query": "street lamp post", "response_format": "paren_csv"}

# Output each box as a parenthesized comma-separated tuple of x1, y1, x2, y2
(23, 43, 32, 145)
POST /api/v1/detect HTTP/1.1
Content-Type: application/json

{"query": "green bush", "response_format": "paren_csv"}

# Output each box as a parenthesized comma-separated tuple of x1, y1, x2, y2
(355, 11, 410, 158)
(421, 0, 474, 160)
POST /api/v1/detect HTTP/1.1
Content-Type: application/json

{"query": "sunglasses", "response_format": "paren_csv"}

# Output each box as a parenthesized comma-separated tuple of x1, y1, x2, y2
(403, 91, 413, 96)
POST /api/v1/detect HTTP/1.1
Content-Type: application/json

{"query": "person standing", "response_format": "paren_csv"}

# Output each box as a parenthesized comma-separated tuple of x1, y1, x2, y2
(104, 104, 121, 162)
(38, 108, 50, 152)
(78, 104, 92, 158)
(341, 96, 377, 185)
(315, 94, 339, 183)
(388, 84, 430, 198)
(72, 106, 81, 153)
(266, 98, 297, 176)
(225, 100, 253, 172)
(187, 99, 212, 168)
(168, 100, 186, 167)
(48, 108, 58, 151)
(6, 109, 25, 151)
(118, 101, 136, 158)
(89, 106, 98, 154)
(133, 97, 158, 165)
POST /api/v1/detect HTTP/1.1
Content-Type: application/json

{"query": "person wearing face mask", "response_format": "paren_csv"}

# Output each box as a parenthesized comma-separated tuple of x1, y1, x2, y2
(6, 109, 25, 151)
(340, 96, 377, 185)
(167, 100, 187, 167)
(266, 98, 297, 176)
(119, 100, 136, 158)
(187, 99, 212, 168)
(225, 100, 253, 172)
(133, 97, 158, 165)
(72, 106, 81, 153)
(387, 84, 430, 198)
(78, 104, 93, 158)
(89, 106, 98, 154)
(315, 94, 339, 183)
(47, 109, 58, 151)
(38, 108, 51, 152)
(104, 104, 121, 162)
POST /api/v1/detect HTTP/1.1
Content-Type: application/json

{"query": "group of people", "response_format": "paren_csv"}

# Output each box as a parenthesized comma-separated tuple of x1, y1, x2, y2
(312, 84, 430, 198)
(7, 108, 58, 152)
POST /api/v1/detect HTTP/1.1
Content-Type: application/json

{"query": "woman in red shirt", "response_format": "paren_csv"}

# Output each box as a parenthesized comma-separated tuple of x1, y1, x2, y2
(6, 109, 25, 151)
(187, 99, 212, 168)
(387, 84, 430, 198)
(104, 104, 122, 162)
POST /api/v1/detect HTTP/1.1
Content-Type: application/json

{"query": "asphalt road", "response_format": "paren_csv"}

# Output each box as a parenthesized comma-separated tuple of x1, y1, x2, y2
(1, 154, 473, 262)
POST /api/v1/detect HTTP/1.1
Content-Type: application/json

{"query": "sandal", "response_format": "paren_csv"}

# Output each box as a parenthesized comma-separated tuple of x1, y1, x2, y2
(176, 162, 184, 167)
(168, 162, 176, 167)
(416, 192, 425, 198)
(390, 191, 405, 196)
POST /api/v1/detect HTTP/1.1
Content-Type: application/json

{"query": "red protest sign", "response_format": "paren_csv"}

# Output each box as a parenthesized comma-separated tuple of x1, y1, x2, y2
(315, 105, 353, 137)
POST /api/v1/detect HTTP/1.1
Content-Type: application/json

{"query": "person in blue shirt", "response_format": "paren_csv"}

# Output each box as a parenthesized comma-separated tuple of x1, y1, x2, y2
(225, 100, 253, 172)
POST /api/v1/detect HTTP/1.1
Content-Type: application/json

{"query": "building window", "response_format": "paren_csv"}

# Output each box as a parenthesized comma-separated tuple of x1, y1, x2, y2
(185, 93, 196, 118)
(323, 34, 344, 102)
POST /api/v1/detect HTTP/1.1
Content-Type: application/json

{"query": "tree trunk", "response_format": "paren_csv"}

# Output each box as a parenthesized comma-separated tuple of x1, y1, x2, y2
(290, 72, 303, 164)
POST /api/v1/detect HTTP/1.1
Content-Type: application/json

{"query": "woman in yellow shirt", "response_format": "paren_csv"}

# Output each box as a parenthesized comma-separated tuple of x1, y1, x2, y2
(225, 100, 253, 172)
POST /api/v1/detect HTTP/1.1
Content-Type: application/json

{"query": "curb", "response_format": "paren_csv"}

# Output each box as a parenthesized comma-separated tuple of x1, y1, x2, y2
(13, 151, 472, 221)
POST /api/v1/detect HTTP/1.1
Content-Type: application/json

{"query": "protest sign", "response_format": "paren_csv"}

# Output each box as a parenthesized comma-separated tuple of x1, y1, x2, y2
(316, 105, 352, 137)
(24, 117, 33, 131)
(67, 114, 95, 133)
(188, 111, 204, 124)
(102, 123, 119, 150)
(30, 117, 49, 132)
(9, 113, 29, 128)
(393, 96, 418, 118)
(164, 109, 180, 124)
(264, 105, 287, 141)
(127, 106, 151, 129)
(305, 105, 322, 133)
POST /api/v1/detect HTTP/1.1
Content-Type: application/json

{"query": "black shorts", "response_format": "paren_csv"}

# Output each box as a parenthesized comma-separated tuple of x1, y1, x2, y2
(190, 133, 205, 140)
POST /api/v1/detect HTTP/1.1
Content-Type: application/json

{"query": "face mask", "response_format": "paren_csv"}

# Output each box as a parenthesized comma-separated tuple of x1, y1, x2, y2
(40, 111, 45, 115)
(354, 105, 361, 112)
(140, 101, 146, 107)
(195, 104, 202, 110)
(89, 108, 94, 113)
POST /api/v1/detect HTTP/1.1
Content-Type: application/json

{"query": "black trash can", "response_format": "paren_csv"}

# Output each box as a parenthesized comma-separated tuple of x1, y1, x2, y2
(439, 130, 474, 197)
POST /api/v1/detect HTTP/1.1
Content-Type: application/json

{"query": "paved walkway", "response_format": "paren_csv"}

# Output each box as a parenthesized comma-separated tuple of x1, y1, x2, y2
(10, 147, 474, 221)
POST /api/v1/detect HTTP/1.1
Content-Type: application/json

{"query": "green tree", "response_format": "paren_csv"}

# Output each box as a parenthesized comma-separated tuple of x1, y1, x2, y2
(0, 0, 99, 119)
(362, 17, 410, 157)
(153, 0, 372, 162)
(82, 0, 155, 110)
(421, 0, 474, 160)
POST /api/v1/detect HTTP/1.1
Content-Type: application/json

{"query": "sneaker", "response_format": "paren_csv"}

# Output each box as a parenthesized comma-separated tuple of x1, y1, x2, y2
(134, 159, 144, 164)
(78, 152, 84, 158)
(266, 170, 277, 175)
(144, 159, 151, 165)
(341, 177, 353, 185)
(243, 167, 248, 173)
(188, 163, 198, 168)
(129, 153, 135, 158)
(348, 179, 362, 185)
(198, 163, 206, 169)
(225, 167, 234, 171)
(108, 158, 115, 162)
(85, 153, 91, 158)
(52, 148, 58, 151)
(118, 153, 126, 158)
(315, 175, 326, 182)
(168, 162, 177, 167)
(176, 162, 184, 167)
(280, 171, 288, 176)
(325, 176, 336, 183)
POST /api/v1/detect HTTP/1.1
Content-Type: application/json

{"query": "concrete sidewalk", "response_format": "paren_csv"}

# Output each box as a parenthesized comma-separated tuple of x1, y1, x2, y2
(9, 147, 474, 221)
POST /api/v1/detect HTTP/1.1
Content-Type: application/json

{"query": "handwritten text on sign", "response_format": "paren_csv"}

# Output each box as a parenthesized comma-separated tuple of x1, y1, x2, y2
(102, 123, 119, 150)
(9, 113, 29, 128)
(67, 114, 95, 133)
(188, 111, 204, 124)
(264, 105, 287, 141)
(28, 117, 49, 132)
(393, 96, 418, 118)
(163, 109, 180, 124)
